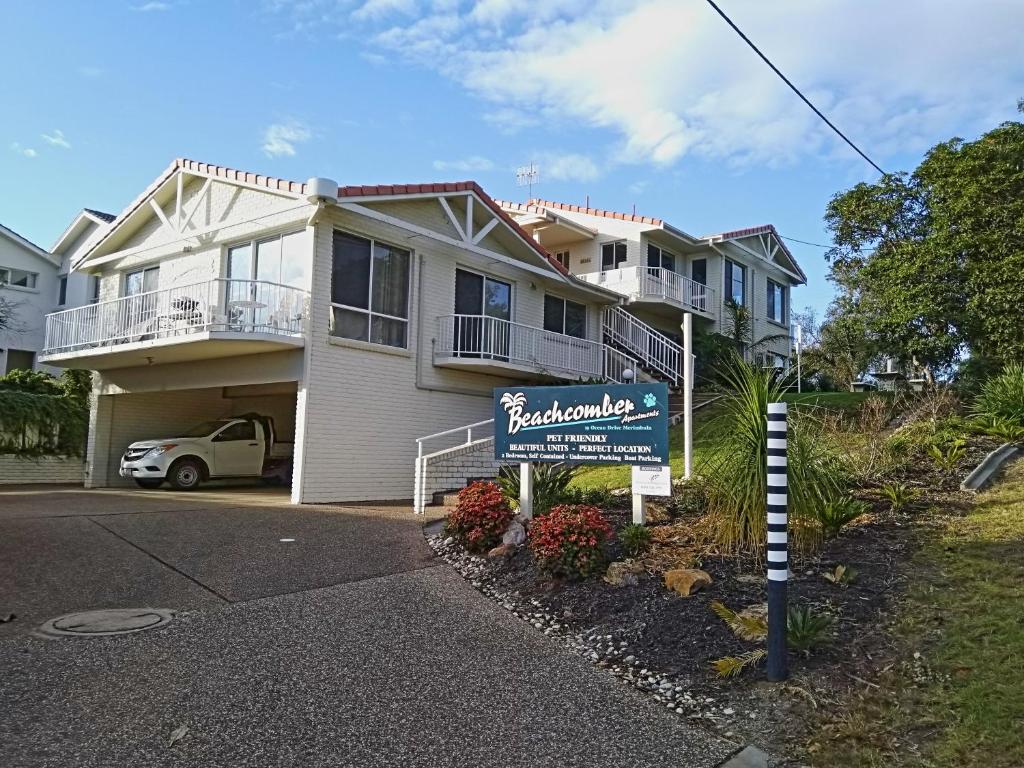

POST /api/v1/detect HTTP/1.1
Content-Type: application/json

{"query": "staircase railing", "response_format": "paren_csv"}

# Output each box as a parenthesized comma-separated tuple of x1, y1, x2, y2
(603, 306, 683, 385)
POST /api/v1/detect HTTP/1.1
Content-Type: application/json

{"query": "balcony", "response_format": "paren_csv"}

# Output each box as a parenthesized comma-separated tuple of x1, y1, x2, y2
(435, 314, 637, 382)
(579, 267, 716, 317)
(40, 279, 309, 370)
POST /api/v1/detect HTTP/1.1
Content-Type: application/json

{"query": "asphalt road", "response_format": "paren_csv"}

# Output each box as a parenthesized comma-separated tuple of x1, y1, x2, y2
(0, 485, 737, 767)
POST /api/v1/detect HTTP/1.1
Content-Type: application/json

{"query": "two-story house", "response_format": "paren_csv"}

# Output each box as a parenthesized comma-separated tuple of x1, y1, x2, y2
(39, 159, 635, 504)
(0, 223, 63, 374)
(496, 199, 806, 382)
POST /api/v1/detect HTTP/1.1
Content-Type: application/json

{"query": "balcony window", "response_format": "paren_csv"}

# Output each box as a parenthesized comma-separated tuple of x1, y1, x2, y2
(554, 250, 570, 269)
(543, 295, 587, 339)
(724, 259, 745, 305)
(124, 266, 159, 296)
(57, 276, 68, 306)
(88, 276, 100, 304)
(691, 258, 707, 286)
(601, 241, 627, 271)
(330, 230, 411, 348)
(0, 267, 38, 289)
(767, 279, 787, 324)
(647, 243, 676, 273)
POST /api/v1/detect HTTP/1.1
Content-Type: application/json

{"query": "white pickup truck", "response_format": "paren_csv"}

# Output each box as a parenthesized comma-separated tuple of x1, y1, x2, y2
(119, 414, 293, 490)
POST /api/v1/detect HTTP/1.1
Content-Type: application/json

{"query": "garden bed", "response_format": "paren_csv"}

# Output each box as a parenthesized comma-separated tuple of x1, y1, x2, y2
(428, 392, 1008, 764)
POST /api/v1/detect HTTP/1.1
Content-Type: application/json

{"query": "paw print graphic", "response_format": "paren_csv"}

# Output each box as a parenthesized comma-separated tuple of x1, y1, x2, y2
(643, 393, 657, 408)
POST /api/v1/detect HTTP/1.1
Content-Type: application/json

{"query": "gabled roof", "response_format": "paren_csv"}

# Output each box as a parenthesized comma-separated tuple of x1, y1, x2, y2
(703, 224, 806, 284)
(84, 209, 115, 223)
(527, 198, 665, 227)
(0, 222, 59, 267)
(52, 208, 116, 256)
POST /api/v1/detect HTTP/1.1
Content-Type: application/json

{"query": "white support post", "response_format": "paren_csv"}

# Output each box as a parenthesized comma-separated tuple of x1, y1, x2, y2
(632, 492, 646, 524)
(519, 461, 533, 520)
(795, 325, 803, 394)
(175, 172, 183, 231)
(682, 312, 693, 480)
(465, 194, 474, 242)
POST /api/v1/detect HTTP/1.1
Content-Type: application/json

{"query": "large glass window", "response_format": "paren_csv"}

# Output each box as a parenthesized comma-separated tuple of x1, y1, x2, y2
(647, 243, 676, 273)
(544, 295, 587, 338)
(553, 250, 570, 269)
(724, 259, 745, 305)
(691, 258, 707, 286)
(0, 267, 39, 289)
(601, 241, 627, 271)
(124, 266, 159, 296)
(767, 279, 787, 324)
(330, 230, 411, 348)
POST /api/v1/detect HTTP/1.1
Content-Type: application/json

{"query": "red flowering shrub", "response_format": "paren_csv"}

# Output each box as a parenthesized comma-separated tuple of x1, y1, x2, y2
(529, 504, 613, 578)
(445, 481, 514, 553)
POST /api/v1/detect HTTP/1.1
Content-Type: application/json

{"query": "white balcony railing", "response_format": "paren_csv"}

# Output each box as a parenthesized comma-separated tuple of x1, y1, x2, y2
(436, 314, 638, 383)
(579, 267, 715, 313)
(42, 278, 310, 357)
(603, 306, 682, 385)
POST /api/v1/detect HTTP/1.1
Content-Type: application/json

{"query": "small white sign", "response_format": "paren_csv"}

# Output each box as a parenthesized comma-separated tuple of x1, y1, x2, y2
(631, 464, 672, 496)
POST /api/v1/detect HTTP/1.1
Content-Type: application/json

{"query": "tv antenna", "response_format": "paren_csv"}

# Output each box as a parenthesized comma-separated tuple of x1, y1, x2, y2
(515, 163, 540, 201)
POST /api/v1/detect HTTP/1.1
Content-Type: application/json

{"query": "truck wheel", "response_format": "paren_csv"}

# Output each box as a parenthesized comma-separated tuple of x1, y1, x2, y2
(168, 458, 203, 491)
(134, 479, 163, 490)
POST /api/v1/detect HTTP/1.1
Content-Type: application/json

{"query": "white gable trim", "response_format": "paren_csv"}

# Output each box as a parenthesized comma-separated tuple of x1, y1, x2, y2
(0, 224, 59, 267)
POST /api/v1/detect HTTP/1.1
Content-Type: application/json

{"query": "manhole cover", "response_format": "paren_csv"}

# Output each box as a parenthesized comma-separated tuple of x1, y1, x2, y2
(40, 608, 174, 637)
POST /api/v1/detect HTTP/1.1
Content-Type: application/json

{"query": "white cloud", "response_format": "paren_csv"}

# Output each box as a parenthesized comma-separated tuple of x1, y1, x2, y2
(432, 155, 495, 172)
(78, 65, 103, 78)
(132, 2, 170, 11)
(537, 152, 600, 183)
(261, 120, 312, 157)
(42, 130, 71, 149)
(352, 0, 418, 22)
(284, 0, 1024, 170)
(10, 143, 37, 158)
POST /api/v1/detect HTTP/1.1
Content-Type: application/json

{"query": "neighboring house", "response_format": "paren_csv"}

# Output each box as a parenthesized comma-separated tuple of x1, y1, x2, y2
(51, 208, 114, 310)
(496, 200, 807, 380)
(38, 158, 631, 503)
(0, 222, 63, 375)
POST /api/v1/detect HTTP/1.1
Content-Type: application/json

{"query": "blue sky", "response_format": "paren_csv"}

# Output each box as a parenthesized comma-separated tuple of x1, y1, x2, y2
(3, 1, 1022, 316)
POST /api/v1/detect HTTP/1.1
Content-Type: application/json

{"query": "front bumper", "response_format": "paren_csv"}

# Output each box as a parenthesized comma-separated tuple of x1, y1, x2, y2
(119, 454, 169, 479)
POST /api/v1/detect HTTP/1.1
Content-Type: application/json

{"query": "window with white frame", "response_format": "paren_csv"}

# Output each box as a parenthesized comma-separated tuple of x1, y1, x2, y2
(601, 241, 627, 271)
(724, 259, 745, 305)
(227, 230, 310, 289)
(0, 267, 38, 289)
(88, 276, 100, 303)
(767, 278, 787, 324)
(553, 250, 570, 269)
(330, 230, 411, 348)
(647, 243, 676, 273)
(543, 294, 587, 338)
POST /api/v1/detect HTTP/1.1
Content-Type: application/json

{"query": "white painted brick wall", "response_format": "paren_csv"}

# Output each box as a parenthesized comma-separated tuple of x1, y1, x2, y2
(0, 454, 84, 485)
(421, 437, 502, 498)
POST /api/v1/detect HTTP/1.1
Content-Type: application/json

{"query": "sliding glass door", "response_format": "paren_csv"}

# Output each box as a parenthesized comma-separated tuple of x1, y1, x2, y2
(453, 268, 512, 359)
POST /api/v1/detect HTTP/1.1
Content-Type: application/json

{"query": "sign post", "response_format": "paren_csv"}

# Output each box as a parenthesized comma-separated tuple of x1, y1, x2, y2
(766, 401, 789, 682)
(494, 383, 670, 525)
(682, 312, 693, 480)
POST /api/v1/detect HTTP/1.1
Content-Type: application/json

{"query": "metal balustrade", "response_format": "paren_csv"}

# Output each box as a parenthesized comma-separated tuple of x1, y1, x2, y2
(603, 306, 683, 385)
(42, 279, 309, 357)
(579, 266, 715, 313)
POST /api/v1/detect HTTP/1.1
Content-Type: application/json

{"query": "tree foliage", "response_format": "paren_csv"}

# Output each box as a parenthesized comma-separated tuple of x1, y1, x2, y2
(0, 369, 91, 457)
(824, 104, 1024, 376)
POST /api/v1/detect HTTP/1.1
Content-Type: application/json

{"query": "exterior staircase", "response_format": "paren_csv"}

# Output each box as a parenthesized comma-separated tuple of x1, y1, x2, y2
(602, 306, 685, 387)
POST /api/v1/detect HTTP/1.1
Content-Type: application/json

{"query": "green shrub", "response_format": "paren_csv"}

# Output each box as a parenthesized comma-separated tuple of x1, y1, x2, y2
(972, 363, 1024, 426)
(618, 523, 652, 558)
(881, 482, 920, 513)
(787, 605, 833, 652)
(560, 484, 614, 507)
(528, 504, 613, 578)
(444, 481, 514, 553)
(928, 440, 967, 472)
(702, 355, 846, 555)
(973, 416, 1024, 443)
(816, 496, 869, 538)
(497, 463, 578, 516)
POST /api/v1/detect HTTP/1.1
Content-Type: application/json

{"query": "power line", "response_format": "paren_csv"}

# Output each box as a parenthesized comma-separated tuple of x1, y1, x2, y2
(779, 234, 833, 249)
(703, 0, 888, 177)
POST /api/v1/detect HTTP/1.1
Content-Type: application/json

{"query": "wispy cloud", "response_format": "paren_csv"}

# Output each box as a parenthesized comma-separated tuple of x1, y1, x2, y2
(42, 130, 71, 149)
(10, 142, 37, 158)
(432, 155, 494, 173)
(352, 0, 417, 22)
(537, 152, 600, 183)
(78, 65, 103, 78)
(131, 1, 171, 11)
(261, 119, 312, 157)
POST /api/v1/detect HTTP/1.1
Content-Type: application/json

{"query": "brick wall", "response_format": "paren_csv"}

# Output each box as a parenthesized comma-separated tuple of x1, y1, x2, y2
(421, 438, 502, 499)
(0, 454, 84, 485)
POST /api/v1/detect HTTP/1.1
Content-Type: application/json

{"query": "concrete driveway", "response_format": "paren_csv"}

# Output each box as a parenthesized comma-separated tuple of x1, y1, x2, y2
(0, 485, 737, 768)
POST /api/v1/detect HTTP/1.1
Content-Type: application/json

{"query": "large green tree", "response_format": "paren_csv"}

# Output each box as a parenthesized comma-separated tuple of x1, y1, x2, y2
(824, 104, 1024, 378)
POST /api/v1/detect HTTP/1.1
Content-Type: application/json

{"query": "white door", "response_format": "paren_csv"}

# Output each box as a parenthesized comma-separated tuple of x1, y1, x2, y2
(212, 421, 264, 476)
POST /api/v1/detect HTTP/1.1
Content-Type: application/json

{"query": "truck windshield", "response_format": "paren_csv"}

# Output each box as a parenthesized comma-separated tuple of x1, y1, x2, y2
(181, 420, 233, 438)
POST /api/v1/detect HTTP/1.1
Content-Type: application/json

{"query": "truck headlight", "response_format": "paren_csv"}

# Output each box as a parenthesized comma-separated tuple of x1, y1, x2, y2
(144, 444, 178, 457)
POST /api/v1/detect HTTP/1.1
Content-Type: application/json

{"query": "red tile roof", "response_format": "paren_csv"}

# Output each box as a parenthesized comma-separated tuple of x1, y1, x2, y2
(527, 198, 665, 227)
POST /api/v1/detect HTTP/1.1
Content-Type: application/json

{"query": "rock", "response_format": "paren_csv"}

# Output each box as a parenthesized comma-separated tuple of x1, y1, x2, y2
(663, 568, 713, 596)
(442, 537, 454, 547)
(502, 520, 527, 546)
(487, 543, 514, 560)
(604, 560, 645, 587)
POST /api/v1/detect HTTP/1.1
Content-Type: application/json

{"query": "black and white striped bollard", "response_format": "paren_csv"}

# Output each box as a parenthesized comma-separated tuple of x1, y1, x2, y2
(766, 401, 789, 682)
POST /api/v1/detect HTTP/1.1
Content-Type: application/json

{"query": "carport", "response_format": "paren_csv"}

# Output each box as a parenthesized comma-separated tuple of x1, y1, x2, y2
(87, 381, 300, 498)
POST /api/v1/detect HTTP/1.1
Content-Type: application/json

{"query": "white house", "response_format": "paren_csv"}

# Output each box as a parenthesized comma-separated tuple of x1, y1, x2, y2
(496, 199, 807, 380)
(0, 223, 63, 375)
(51, 208, 114, 310)
(39, 158, 638, 504)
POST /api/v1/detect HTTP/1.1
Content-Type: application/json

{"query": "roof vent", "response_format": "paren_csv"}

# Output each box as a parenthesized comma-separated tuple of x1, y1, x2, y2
(305, 177, 338, 204)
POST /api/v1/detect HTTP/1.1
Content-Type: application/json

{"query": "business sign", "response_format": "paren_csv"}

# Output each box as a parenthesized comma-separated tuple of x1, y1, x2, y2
(494, 383, 669, 464)
(631, 464, 672, 496)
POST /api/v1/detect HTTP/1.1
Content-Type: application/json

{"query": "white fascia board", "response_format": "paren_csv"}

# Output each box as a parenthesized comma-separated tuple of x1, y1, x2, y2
(0, 224, 59, 267)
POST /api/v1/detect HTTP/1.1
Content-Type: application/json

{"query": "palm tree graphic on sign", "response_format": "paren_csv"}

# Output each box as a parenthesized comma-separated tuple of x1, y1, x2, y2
(500, 392, 526, 413)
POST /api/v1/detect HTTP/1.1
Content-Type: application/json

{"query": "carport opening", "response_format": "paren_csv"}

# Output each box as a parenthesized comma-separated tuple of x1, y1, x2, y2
(104, 381, 299, 498)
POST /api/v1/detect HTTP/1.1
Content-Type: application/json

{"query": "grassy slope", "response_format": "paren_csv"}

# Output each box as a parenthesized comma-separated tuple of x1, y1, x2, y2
(572, 391, 876, 491)
(814, 459, 1024, 767)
